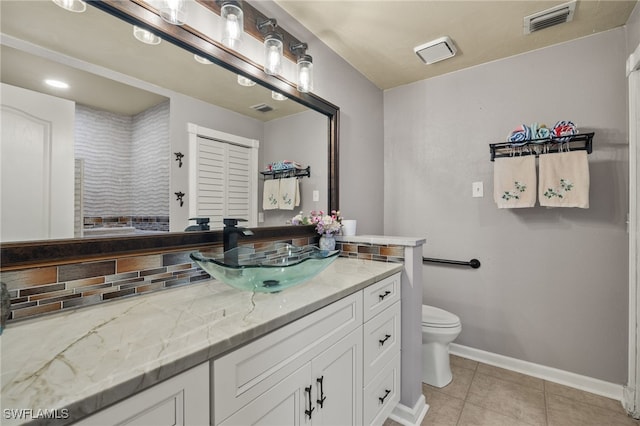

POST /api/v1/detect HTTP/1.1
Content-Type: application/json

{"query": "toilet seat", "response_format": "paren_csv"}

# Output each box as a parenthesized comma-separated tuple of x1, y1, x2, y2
(422, 305, 461, 328)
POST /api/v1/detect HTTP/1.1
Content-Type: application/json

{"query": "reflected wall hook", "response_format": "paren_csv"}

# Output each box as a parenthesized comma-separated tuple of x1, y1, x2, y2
(174, 152, 184, 168)
(175, 191, 185, 207)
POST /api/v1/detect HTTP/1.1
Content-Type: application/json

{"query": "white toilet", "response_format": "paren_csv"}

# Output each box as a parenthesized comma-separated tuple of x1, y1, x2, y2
(422, 305, 462, 388)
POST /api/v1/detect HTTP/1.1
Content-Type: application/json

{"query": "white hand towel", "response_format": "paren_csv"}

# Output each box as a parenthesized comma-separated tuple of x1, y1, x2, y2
(279, 178, 297, 210)
(263, 179, 280, 210)
(493, 156, 537, 208)
(538, 151, 589, 208)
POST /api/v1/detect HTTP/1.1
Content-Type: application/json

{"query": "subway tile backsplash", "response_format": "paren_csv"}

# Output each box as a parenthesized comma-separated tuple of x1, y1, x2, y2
(2, 237, 402, 323)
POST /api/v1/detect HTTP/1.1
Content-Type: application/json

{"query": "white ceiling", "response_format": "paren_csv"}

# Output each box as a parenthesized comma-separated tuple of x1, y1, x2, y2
(274, 0, 638, 90)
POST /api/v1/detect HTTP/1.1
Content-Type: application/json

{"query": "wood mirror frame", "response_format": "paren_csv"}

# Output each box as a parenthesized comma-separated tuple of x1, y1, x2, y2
(0, 0, 339, 269)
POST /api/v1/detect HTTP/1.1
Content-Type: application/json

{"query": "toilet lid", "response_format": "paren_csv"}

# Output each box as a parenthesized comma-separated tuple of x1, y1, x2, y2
(422, 305, 461, 327)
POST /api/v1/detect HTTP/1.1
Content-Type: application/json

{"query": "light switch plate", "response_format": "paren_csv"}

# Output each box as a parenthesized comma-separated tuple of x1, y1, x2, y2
(472, 181, 483, 198)
(313, 190, 320, 202)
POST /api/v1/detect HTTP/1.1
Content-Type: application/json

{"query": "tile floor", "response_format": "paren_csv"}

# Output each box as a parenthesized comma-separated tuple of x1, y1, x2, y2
(385, 355, 640, 426)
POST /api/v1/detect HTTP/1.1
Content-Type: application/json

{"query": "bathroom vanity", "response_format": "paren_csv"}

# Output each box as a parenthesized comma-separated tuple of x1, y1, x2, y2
(0, 258, 402, 426)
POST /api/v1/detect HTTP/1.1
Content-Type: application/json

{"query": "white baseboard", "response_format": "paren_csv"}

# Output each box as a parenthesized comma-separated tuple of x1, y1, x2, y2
(450, 343, 623, 401)
(389, 395, 428, 426)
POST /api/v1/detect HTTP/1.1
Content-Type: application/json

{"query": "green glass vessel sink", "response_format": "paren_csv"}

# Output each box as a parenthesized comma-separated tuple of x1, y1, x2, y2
(190, 243, 340, 293)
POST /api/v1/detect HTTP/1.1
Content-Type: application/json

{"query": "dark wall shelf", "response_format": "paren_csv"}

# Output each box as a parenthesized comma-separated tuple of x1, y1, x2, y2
(489, 132, 594, 161)
(261, 166, 311, 179)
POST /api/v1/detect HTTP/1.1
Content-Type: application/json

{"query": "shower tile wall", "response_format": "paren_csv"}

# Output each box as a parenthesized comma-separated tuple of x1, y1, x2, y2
(75, 101, 170, 231)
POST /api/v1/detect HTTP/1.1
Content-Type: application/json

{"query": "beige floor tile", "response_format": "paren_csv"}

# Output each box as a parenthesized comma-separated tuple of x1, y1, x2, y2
(544, 380, 625, 414)
(421, 388, 464, 426)
(450, 354, 478, 372)
(547, 393, 640, 426)
(457, 402, 538, 426)
(423, 363, 475, 400)
(476, 363, 544, 392)
(466, 373, 546, 426)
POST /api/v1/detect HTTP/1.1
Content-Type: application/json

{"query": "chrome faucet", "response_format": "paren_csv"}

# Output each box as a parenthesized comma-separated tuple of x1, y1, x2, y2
(223, 218, 254, 253)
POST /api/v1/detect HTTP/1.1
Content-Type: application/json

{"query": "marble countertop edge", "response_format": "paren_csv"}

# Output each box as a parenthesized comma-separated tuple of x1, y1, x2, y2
(336, 234, 426, 247)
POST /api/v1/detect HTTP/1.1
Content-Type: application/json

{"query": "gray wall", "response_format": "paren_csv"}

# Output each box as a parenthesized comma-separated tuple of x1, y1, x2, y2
(169, 93, 264, 231)
(261, 110, 329, 227)
(384, 28, 629, 384)
(257, 1, 386, 235)
(628, 2, 640, 56)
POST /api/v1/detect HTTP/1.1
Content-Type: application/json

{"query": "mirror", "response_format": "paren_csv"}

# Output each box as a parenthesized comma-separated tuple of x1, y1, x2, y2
(0, 0, 338, 245)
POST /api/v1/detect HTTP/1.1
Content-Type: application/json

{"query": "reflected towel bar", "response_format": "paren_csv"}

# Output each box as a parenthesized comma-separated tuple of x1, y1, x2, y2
(423, 257, 481, 269)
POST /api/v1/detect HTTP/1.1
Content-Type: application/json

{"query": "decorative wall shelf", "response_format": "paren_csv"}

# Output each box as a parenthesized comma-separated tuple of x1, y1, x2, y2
(260, 166, 311, 179)
(489, 132, 594, 161)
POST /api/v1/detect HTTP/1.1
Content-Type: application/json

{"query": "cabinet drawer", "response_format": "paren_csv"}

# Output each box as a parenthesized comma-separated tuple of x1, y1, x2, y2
(75, 363, 209, 426)
(363, 301, 401, 385)
(363, 273, 400, 322)
(363, 353, 401, 426)
(213, 292, 362, 424)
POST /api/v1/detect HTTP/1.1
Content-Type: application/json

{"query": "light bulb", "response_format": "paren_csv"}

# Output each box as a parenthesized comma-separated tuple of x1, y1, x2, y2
(160, 0, 186, 25)
(297, 55, 313, 93)
(221, 2, 243, 50)
(263, 33, 283, 76)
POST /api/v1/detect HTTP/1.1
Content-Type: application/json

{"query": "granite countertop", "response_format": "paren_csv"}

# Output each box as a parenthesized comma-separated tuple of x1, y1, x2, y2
(0, 258, 403, 426)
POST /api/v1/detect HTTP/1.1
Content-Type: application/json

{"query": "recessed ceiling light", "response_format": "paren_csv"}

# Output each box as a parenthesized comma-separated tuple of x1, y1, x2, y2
(51, 0, 86, 13)
(237, 75, 256, 87)
(133, 26, 161, 45)
(45, 79, 69, 89)
(271, 91, 287, 101)
(194, 54, 213, 65)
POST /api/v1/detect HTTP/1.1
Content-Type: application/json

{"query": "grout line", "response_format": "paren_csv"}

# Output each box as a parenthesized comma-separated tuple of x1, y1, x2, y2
(543, 380, 550, 426)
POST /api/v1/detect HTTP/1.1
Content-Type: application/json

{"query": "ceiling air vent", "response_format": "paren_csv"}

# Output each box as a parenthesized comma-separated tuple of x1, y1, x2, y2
(414, 36, 457, 65)
(524, 0, 576, 35)
(250, 103, 273, 113)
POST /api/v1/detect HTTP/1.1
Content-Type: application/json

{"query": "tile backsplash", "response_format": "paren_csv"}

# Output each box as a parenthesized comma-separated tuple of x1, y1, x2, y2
(1, 237, 403, 323)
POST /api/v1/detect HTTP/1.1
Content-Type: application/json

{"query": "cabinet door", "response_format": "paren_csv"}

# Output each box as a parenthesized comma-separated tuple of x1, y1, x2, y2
(74, 363, 209, 426)
(311, 328, 363, 426)
(218, 364, 311, 426)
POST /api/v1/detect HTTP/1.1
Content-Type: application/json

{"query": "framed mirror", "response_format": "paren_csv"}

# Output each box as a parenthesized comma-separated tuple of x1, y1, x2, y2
(0, 0, 339, 267)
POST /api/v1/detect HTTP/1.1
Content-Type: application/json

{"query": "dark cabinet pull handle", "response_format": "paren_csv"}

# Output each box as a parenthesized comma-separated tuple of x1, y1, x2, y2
(379, 389, 391, 404)
(316, 376, 326, 408)
(305, 386, 315, 419)
(379, 334, 391, 346)
(379, 290, 391, 301)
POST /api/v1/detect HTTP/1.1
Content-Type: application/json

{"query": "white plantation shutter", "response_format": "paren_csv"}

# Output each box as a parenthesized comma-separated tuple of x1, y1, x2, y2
(188, 124, 258, 229)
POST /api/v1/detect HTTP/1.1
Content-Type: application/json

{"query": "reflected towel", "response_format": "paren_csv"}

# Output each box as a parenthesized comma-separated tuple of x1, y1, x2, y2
(279, 178, 298, 210)
(493, 156, 536, 208)
(538, 151, 589, 208)
(263, 179, 280, 210)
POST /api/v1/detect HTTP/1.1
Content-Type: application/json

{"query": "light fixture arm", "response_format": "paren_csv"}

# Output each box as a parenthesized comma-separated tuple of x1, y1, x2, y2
(290, 42, 308, 57)
(257, 18, 278, 34)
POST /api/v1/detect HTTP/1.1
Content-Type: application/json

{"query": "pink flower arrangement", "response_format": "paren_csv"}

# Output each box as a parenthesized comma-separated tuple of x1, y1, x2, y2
(292, 210, 343, 236)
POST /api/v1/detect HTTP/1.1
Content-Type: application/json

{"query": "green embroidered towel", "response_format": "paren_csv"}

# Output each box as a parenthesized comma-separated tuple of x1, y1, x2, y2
(262, 179, 280, 210)
(493, 156, 537, 208)
(278, 177, 299, 210)
(538, 151, 589, 208)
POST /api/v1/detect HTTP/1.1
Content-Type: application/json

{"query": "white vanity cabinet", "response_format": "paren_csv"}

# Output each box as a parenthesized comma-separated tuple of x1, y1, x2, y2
(74, 363, 209, 426)
(362, 273, 402, 426)
(213, 292, 363, 426)
(213, 272, 402, 426)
